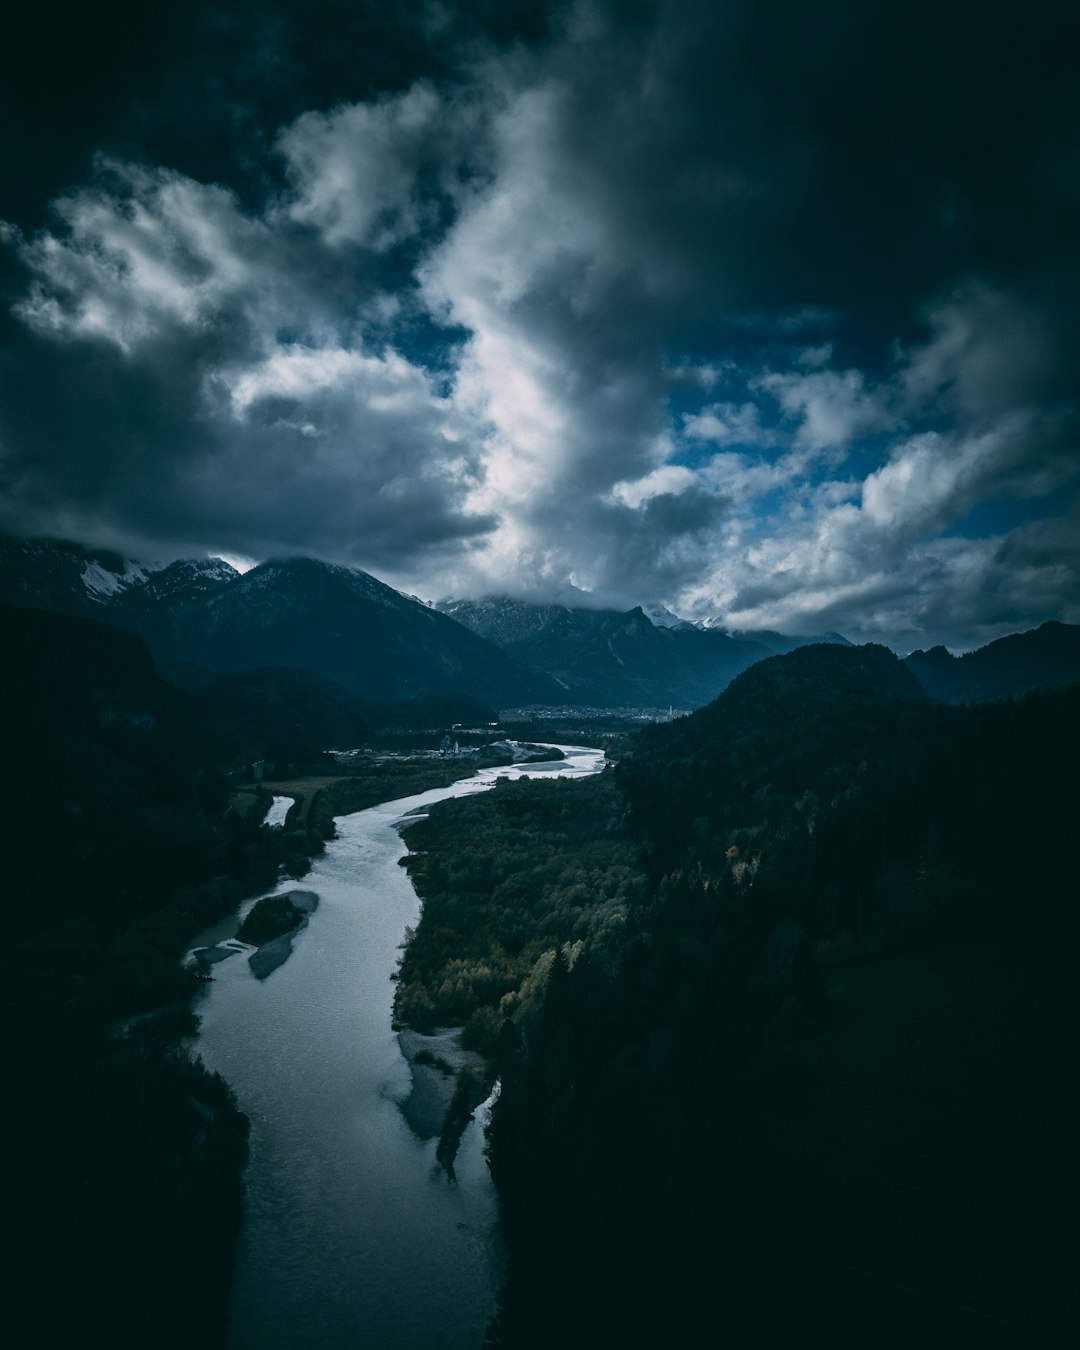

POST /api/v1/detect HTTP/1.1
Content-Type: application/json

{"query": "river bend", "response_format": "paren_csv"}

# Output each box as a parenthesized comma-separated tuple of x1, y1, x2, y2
(193, 745, 604, 1350)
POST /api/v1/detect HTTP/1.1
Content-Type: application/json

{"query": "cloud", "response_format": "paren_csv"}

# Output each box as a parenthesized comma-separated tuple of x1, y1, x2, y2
(860, 414, 1079, 538)
(753, 368, 889, 452)
(0, 0, 1077, 647)
(683, 402, 776, 448)
(0, 154, 496, 570)
(674, 407, 1080, 648)
(277, 84, 448, 249)
(9, 162, 268, 350)
(898, 282, 1078, 424)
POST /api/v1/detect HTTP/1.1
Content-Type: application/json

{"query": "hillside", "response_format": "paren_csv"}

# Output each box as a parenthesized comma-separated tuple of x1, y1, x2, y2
(905, 620, 1080, 702)
(393, 642, 1079, 1347)
(0, 605, 292, 1350)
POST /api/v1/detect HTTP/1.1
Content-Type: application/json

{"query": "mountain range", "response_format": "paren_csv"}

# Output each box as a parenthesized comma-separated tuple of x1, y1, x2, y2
(2, 533, 1079, 712)
(437, 595, 850, 709)
(0, 537, 558, 710)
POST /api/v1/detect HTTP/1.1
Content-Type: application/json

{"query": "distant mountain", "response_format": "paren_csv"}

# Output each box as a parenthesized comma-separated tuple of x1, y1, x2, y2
(518, 606, 774, 707)
(905, 621, 1080, 702)
(435, 595, 606, 649)
(678, 614, 852, 651)
(0, 534, 240, 624)
(141, 557, 561, 708)
(0, 534, 164, 615)
(116, 556, 240, 613)
(436, 594, 852, 708)
(9, 534, 1074, 713)
(0, 537, 561, 710)
(642, 603, 685, 629)
(723, 627, 853, 656)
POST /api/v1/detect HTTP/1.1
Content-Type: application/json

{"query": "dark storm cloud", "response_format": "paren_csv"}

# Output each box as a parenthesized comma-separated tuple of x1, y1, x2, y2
(499, 0, 1079, 330)
(1, 0, 1077, 645)
(0, 1, 555, 226)
(0, 321, 495, 566)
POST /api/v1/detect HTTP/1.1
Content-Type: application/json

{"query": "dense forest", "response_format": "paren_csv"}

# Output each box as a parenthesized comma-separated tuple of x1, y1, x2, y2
(397, 772, 643, 1052)
(398, 644, 1078, 1348)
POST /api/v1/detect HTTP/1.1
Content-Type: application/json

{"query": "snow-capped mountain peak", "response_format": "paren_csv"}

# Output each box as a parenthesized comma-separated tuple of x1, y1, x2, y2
(643, 603, 686, 629)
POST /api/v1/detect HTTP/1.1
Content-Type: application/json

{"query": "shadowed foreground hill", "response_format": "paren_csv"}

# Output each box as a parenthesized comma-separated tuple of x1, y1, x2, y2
(398, 642, 1078, 1348)
(0, 605, 350, 1350)
(620, 642, 927, 869)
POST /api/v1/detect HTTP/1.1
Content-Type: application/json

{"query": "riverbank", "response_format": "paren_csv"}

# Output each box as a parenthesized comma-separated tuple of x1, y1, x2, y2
(393, 769, 633, 1056)
(397, 1027, 488, 1139)
(239, 746, 520, 828)
(184, 745, 541, 960)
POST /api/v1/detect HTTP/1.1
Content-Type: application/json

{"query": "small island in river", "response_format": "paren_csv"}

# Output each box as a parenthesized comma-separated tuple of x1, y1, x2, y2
(193, 890, 320, 980)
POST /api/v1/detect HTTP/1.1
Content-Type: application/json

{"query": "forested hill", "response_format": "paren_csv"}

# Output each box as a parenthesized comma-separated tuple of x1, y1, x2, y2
(904, 619, 1080, 702)
(0, 599, 537, 1349)
(617, 641, 1075, 935)
(619, 642, 927, 869)
(409, 642, 1080, 1348)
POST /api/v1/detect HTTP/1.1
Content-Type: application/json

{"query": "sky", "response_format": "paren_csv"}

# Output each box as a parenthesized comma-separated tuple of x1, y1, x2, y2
(1, 0, 1077, 650)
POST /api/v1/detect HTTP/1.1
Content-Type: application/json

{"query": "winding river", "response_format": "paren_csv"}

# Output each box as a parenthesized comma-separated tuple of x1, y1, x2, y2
(193, 744, 604, 1350)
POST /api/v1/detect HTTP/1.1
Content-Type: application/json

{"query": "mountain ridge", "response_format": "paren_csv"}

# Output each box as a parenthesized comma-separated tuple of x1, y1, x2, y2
(436, 593, 852, 708)
(4, 533, 1078, 711)
(0, 538, 566, 709)
(904, 620, 1080, 703)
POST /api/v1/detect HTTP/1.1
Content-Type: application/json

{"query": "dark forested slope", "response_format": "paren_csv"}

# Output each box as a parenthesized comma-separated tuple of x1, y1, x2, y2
(0, 605, 341, 1350)
(905, 619, 1080, 703)
(398, 643, 1078, 1348)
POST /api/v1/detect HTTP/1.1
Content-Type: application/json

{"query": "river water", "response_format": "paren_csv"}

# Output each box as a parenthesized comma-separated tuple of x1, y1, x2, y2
(194, 745, 604, 1350)
(263, 794, 293, 829)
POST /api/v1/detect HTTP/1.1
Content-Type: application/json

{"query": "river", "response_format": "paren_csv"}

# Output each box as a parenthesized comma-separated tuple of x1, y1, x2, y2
(193, 744, 605, 1350)
(263, 794, 294, 829)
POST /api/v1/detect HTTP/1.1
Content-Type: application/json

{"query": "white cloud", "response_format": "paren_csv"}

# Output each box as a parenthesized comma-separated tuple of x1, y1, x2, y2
(611, 464, 697, 508)
(670, 407, 1080, 647)
(753, 366, 889, 451)
(683, 401, 776, 447)
(415, 72, 681, 589)
(226, 344, 439, 417)
(277, 84, 447, 249)
(795, 342, 834, 369)
(11, 162, 268, 350)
